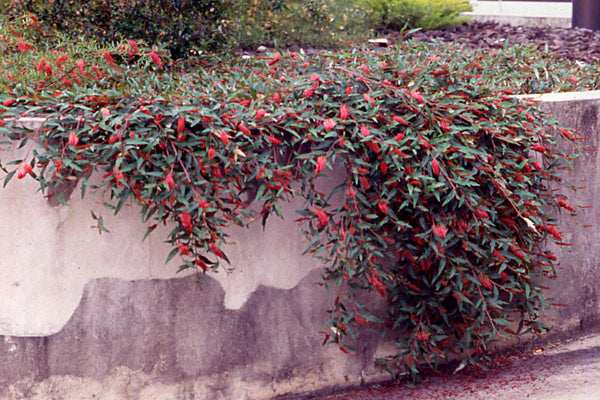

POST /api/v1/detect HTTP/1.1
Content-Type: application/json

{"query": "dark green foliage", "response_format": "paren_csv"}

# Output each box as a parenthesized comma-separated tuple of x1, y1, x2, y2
(4, 0, 233, 58)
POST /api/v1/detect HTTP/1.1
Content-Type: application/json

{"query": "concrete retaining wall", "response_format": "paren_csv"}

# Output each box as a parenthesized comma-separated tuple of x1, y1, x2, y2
(520, 91, 600, 333)
(1, 92, 600, 399)
(465, 1, 572, 27)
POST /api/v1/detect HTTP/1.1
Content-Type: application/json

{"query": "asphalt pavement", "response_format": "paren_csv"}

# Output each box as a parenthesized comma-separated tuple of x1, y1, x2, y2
(315, 333, 600, 400)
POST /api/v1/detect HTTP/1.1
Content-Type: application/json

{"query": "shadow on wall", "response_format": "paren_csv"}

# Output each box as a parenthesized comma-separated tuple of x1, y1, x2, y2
(0, 133, 335, 336)
(0, 271, 385, 398)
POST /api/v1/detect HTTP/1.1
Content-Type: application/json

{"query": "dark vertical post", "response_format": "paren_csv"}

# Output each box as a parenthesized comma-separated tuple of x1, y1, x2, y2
(573, 0, 600, 30)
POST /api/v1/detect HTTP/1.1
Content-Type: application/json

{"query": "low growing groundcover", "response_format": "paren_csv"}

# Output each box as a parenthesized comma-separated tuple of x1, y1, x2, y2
(0, 17, 590, 380)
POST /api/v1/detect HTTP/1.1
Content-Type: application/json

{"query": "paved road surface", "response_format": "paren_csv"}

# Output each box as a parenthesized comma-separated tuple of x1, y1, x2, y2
(316, 333, 600, 400)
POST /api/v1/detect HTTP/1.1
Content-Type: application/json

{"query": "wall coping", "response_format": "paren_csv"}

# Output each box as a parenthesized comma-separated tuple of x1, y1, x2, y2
(515, 90, 600, 103)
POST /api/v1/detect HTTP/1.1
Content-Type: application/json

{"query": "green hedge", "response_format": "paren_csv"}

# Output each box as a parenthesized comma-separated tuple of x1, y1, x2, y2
(3, 0, 233, 58)
(360, 0, 472, 30)
(2, 0, 472, 58)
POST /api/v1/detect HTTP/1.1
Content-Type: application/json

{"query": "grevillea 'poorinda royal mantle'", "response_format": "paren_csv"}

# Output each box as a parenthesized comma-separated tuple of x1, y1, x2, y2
(0, 22, 585, 379)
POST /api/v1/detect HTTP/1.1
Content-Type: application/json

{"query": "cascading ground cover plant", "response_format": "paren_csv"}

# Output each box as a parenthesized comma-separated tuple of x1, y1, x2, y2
(0, 17, 585, 379)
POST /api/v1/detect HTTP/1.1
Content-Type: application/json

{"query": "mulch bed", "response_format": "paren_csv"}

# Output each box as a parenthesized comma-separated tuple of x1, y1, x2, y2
(391, 20, 600, 64)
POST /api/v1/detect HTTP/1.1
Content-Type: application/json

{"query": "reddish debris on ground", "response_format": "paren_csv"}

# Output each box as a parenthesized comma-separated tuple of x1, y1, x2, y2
(394, 21, 600, 64)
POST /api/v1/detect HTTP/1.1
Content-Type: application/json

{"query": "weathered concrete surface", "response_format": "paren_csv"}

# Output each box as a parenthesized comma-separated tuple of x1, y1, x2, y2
(520, 93, 600, 335)
(0, 272, 386, 399)
(0, 135, 323, 336)
(0, 128, 387, 398)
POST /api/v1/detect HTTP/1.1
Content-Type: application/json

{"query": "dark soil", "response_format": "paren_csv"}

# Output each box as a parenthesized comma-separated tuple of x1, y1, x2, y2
(391, 21, 600, 64)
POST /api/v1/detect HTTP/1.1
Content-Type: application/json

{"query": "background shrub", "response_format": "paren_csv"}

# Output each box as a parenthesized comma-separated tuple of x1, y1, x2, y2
(3, 0, 233, 58)
(360, 0, 472, 30)
(229, 0, 368, 49)
(2, 0, 472, 56)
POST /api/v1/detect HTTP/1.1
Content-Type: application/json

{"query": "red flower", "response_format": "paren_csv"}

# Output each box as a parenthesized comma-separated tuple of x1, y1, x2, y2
(254, 109, 265, 120)
(113, 169, 124, 182)
(366, 140, 380, 153)
(372, 276, 386, 297)
(209, 243, 224, 258)
(268, 53, 281, 66)
(475, 208, 489, 219)
(340, 104, 349, 120)
(418, 135, 431, 149)
(149, 51, 163, 67)
(315, 155, 327, 174)
(314, 208, 329, 228)
(208, 148, 215, 159)
(380, 162, 388, 174)
(303, 88, 314, 98)
(2, 98, 15, 107)
(480, 275, 493, 290)
(92, 64, 103, 79)
(267, 136, 281, 145)
(431, 157, 440, 176)
(346, 86, 353, 96)
(359, 64, 370, 75)
(179, 212, 193, 232)
(546, 225, 562, 240)
(165, 173, 175, 190)
(195, 258, 208, 271)
(410, 91, 426, 104)
(416, 330, 430, 341)
(67, 132, 79, 146)
(355, 314, 366, 326)
(360, 125, 371, 137)
(256, 166, 264, 180)
(493, 250, 507, 262)
(310, 73, 320, 81)
(432, 223, 447, 239)
(323, 119, 336, 131)
(219, 130, 229, 145)
(128, 40, 139, 54)
(557, 197, 575, 212)
(76, 59, 85, 75)
(440, 119, 450, 132)
(103, 51, 116, 66)
(56, 54, 69, 68)
(532, 144, 548, 153)
(108, 133, 120, 144)
(198, 198, 210, 210)
(238, 124, 251, 136)
(177, 116, 185, 135)
(359, 176, 370, 190)
(377, 201, 388, 215)
(177, 242, 190, 256)
(391, 115, 408, 125)
(36, 58, 46, 72)
(17, 40, 34, 53)
(16, 163, 33, 179)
